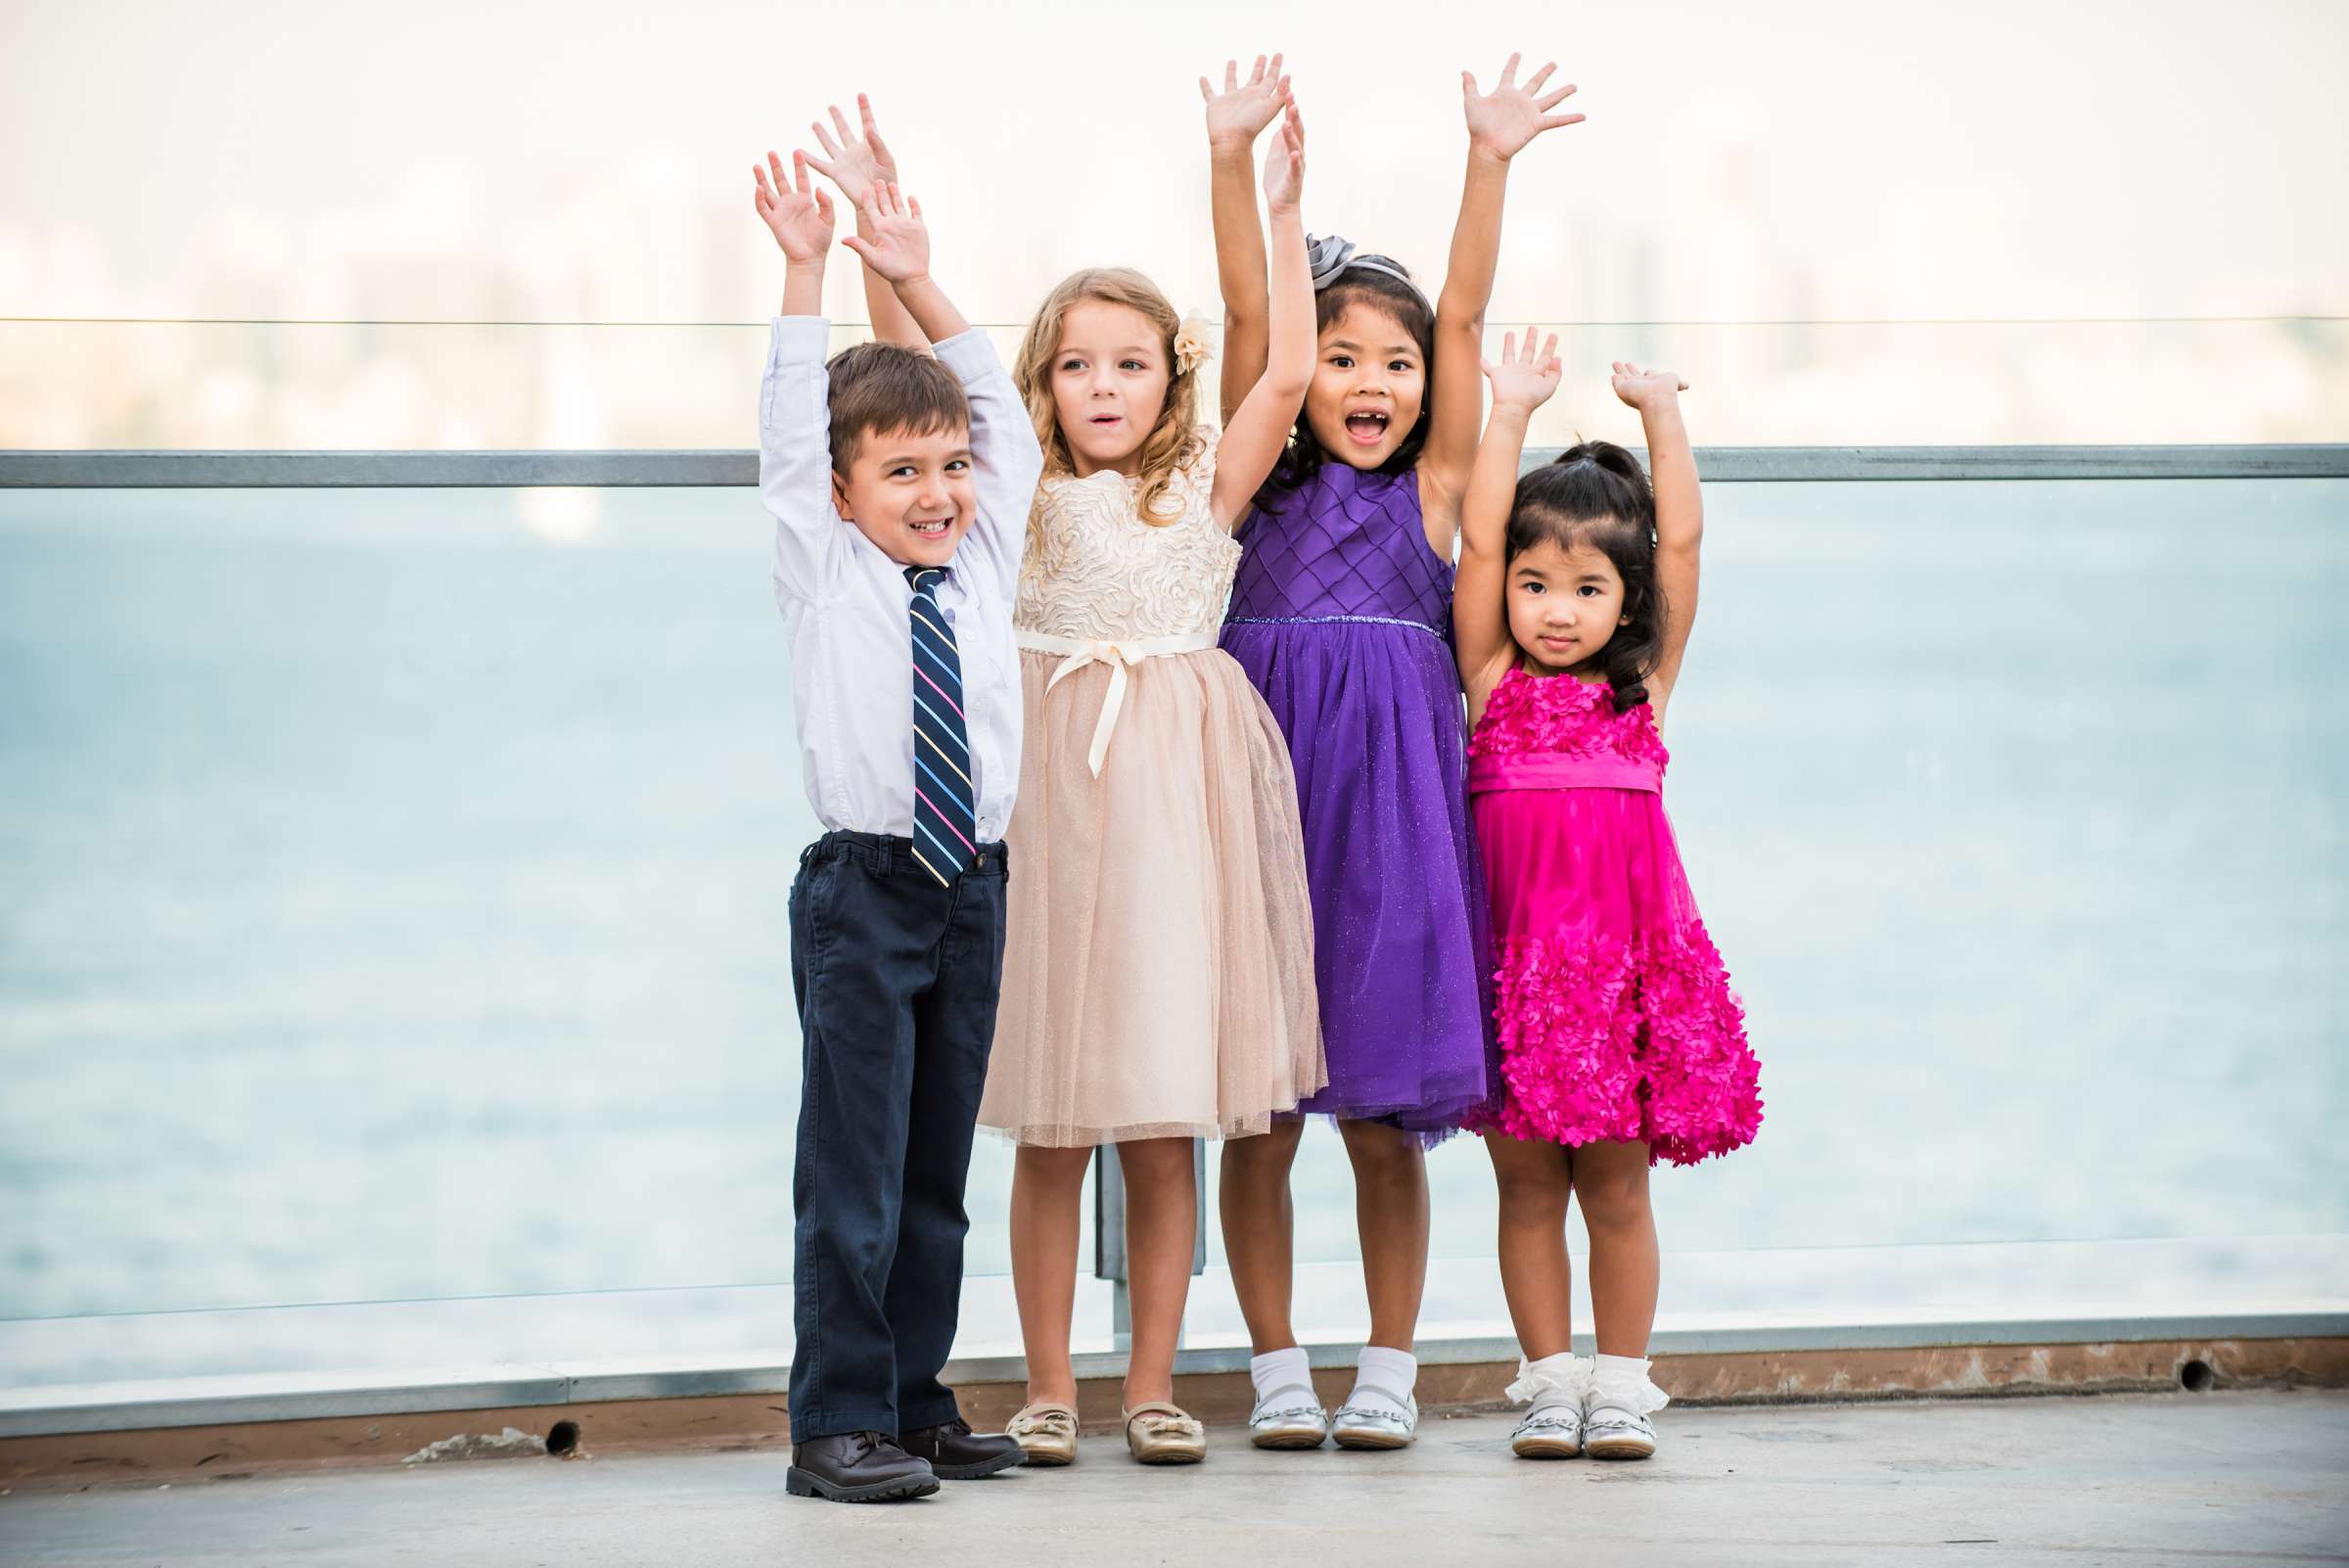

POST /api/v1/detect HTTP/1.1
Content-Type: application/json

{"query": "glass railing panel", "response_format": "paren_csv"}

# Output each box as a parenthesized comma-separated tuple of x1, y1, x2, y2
(5, 470, 2341, 1389)
(0, 484, 942, 1329)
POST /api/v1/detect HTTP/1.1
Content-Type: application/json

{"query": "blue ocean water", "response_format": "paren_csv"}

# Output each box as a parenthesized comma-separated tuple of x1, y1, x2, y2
(1, 480, 2343, 1324)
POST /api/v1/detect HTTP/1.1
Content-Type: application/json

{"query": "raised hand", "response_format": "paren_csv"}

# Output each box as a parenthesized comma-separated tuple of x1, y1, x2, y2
(1462, 53, 1584, 161)
(840, 183, 931, 284)
(1201, 52, 1292, 154)
(1610, 360, 1690, 413)
(753, 150, 835, 263)
(803, 95, 897, 205)
(1484, 329, 1563, 412)
(1262, 102, 1305, 215)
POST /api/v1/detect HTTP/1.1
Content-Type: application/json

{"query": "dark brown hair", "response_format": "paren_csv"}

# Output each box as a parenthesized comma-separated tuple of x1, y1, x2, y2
(825, 342, 970, 472)
(1256, 257, 1437, 507)
(1508, 440, 1664, 713)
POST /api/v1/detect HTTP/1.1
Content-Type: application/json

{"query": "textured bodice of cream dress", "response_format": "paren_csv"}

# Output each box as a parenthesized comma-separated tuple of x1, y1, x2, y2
(1014, 441, 1239, 640)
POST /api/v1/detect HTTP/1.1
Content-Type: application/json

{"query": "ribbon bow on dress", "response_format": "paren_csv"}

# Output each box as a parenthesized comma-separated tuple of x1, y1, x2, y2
(1036, 631, 1219, 776)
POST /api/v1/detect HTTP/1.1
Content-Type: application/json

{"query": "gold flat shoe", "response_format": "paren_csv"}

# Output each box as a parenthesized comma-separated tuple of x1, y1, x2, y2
(1123, 1401, 1206, 1464)
(1006, 1402, 1079, 1466)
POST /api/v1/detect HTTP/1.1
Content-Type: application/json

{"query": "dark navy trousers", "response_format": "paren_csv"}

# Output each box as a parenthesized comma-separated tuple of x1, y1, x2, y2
(786, 829, 1007, 1442)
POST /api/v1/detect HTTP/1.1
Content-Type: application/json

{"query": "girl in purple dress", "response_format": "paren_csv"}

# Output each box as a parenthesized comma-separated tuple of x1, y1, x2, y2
(1453, 331, 1762, 1463)
(1202, 51, 1584, 1450)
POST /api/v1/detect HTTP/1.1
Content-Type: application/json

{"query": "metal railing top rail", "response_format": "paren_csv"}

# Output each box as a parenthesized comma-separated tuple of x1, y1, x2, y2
(8, 1307, 2347, 1438)
(2, 444, 2346, 488)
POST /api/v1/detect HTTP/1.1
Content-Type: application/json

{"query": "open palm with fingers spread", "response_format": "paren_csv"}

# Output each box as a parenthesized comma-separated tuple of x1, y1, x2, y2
(1201, 52, 1292, 153)
(841, 183, 931, 284)
(803, 94, 898, 206)
(1485, 328, 1563, 413)
(1463, 53, 1585, 161)
(752, 150, 835, 262)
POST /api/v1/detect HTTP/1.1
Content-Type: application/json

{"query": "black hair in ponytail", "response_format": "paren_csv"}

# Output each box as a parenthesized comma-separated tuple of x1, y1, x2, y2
(1505, 441, 1664, 713)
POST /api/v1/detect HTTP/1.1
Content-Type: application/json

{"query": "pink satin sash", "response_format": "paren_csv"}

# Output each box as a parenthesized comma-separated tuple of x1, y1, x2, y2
(1467, 753, 1662, 795)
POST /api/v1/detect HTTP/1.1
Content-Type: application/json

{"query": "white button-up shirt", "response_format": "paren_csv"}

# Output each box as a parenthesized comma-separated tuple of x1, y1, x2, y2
(759, 317, 1039, 844)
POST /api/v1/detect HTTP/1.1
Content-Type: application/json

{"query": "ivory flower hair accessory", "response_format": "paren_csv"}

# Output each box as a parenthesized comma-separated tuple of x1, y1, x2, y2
(1173, 313, 1214, 376)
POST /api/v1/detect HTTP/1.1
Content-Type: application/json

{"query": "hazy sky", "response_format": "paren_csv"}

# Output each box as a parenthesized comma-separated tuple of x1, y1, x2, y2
(5, 0, 2346, 325)
(4, 0, 2345, 450)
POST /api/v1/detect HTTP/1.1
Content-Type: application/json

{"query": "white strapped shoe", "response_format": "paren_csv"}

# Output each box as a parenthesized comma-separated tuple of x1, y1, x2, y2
(1582, 1401, 1661, 1460)
(1583, 1363, 1670, 1461)
(1329, 1384, 1417, 1450)
(1506, 1354, 1593, 1459)
(1511, 1404, 1587, 1457)
(1247, 1376, 1332, 1450)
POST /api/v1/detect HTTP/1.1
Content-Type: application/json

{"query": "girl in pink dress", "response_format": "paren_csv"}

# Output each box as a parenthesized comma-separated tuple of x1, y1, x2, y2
(1452, 332, 1763, 1463)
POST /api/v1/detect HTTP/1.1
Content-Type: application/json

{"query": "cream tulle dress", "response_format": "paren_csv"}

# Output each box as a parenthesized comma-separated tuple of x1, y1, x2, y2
(979, 439, 1325, 1146)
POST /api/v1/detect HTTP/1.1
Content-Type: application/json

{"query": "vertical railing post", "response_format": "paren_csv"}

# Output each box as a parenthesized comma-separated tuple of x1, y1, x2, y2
(1092, 1144, 1130, 1350)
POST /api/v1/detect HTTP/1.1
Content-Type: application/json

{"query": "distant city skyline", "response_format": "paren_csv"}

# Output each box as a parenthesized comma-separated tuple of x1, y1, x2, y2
(3, 0, 2344, 447)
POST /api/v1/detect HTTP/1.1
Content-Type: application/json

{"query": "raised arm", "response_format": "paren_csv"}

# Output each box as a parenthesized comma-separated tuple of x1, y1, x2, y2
(1454, 330, 1561, 703)
(843, 182, 972, 344)
(845, 182, 1040, 594)
(1211, 104, 1311, 529)
(750, 150, 843, 599)
(804, 95, 929, 352)
(756, 150, 834, 318)
(1421, 55, 1585, 548)
(1201, 54, 1289, 421)
(1613, 363, 1700, 719)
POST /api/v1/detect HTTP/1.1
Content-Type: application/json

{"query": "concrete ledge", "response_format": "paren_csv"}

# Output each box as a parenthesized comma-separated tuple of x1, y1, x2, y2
(9, 1307, 2345, 1440)
(5, 1335, 2343, 1487)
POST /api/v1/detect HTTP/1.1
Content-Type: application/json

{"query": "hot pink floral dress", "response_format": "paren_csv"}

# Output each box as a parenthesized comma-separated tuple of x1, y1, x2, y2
(1461, 669, 1762, 1166)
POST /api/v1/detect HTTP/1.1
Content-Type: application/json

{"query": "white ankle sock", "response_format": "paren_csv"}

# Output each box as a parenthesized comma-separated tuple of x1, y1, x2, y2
(1592, 1353, 1666, 1411)
(1346, 1345, 1417, 1419)
(1249, 1352, 1324, 1407)
(1514, 1351, 1590, 1415)
(1250, 1346, 1315, 1409)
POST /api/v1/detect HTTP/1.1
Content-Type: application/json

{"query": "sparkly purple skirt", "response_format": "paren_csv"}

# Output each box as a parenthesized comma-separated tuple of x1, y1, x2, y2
(1219, 615, 1495, 1136)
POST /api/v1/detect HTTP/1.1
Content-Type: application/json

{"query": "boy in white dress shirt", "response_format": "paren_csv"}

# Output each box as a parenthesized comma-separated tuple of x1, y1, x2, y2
(750, 147, 1041, 1503)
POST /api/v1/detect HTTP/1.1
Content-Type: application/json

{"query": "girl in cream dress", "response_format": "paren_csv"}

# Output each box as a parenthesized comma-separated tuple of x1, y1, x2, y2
(979, 100, 1323, 1466)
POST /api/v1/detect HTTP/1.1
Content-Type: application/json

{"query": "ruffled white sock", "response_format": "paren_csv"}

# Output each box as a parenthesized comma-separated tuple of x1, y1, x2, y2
(1507, 1351, 1592, 1415)
(1591, 1353, 1670, 1413)
(1249, 1346, 1317, 1413)
(1345, 1345, 1417, 1421)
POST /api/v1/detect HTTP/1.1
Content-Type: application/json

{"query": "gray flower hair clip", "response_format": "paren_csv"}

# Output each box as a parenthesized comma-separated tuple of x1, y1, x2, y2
(1305, 233, 1428, 305)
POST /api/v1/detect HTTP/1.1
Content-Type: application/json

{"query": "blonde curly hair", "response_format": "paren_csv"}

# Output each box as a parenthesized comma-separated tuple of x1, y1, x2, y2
(1013, 267, 1205, 526)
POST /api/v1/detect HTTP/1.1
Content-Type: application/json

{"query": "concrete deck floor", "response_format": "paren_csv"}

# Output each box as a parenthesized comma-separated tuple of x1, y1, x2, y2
(4, 1391, 2344, 1567)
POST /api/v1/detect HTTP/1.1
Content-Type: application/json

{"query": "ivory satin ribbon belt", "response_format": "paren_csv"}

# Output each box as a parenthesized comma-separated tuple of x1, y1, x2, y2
(1015, 628, 1221, 776)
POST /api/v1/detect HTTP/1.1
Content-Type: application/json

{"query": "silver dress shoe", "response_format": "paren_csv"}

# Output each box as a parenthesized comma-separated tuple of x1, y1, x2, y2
(1329, 1385, 1417, 1450)
(1510, 1402, 1585, 1459)
(1247, 1377, 1331, 1450)
(1582, 1401, 1658, 1460)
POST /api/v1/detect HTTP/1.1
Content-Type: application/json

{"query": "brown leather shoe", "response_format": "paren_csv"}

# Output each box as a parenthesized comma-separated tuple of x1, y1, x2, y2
(786, 1431, 940, 1502)
(898, 1417, 1026, 1479)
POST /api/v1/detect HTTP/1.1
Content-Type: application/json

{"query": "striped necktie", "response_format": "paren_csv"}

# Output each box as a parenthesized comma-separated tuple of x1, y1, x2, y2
(904, 566, 976, 886)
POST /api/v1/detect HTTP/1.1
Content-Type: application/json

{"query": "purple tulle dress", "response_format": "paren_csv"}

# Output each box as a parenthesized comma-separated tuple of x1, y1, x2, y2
(1220, 462, 1494, 1135)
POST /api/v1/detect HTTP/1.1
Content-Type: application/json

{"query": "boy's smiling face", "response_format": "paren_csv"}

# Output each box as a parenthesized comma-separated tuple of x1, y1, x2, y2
(830, 422, 977, 569)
